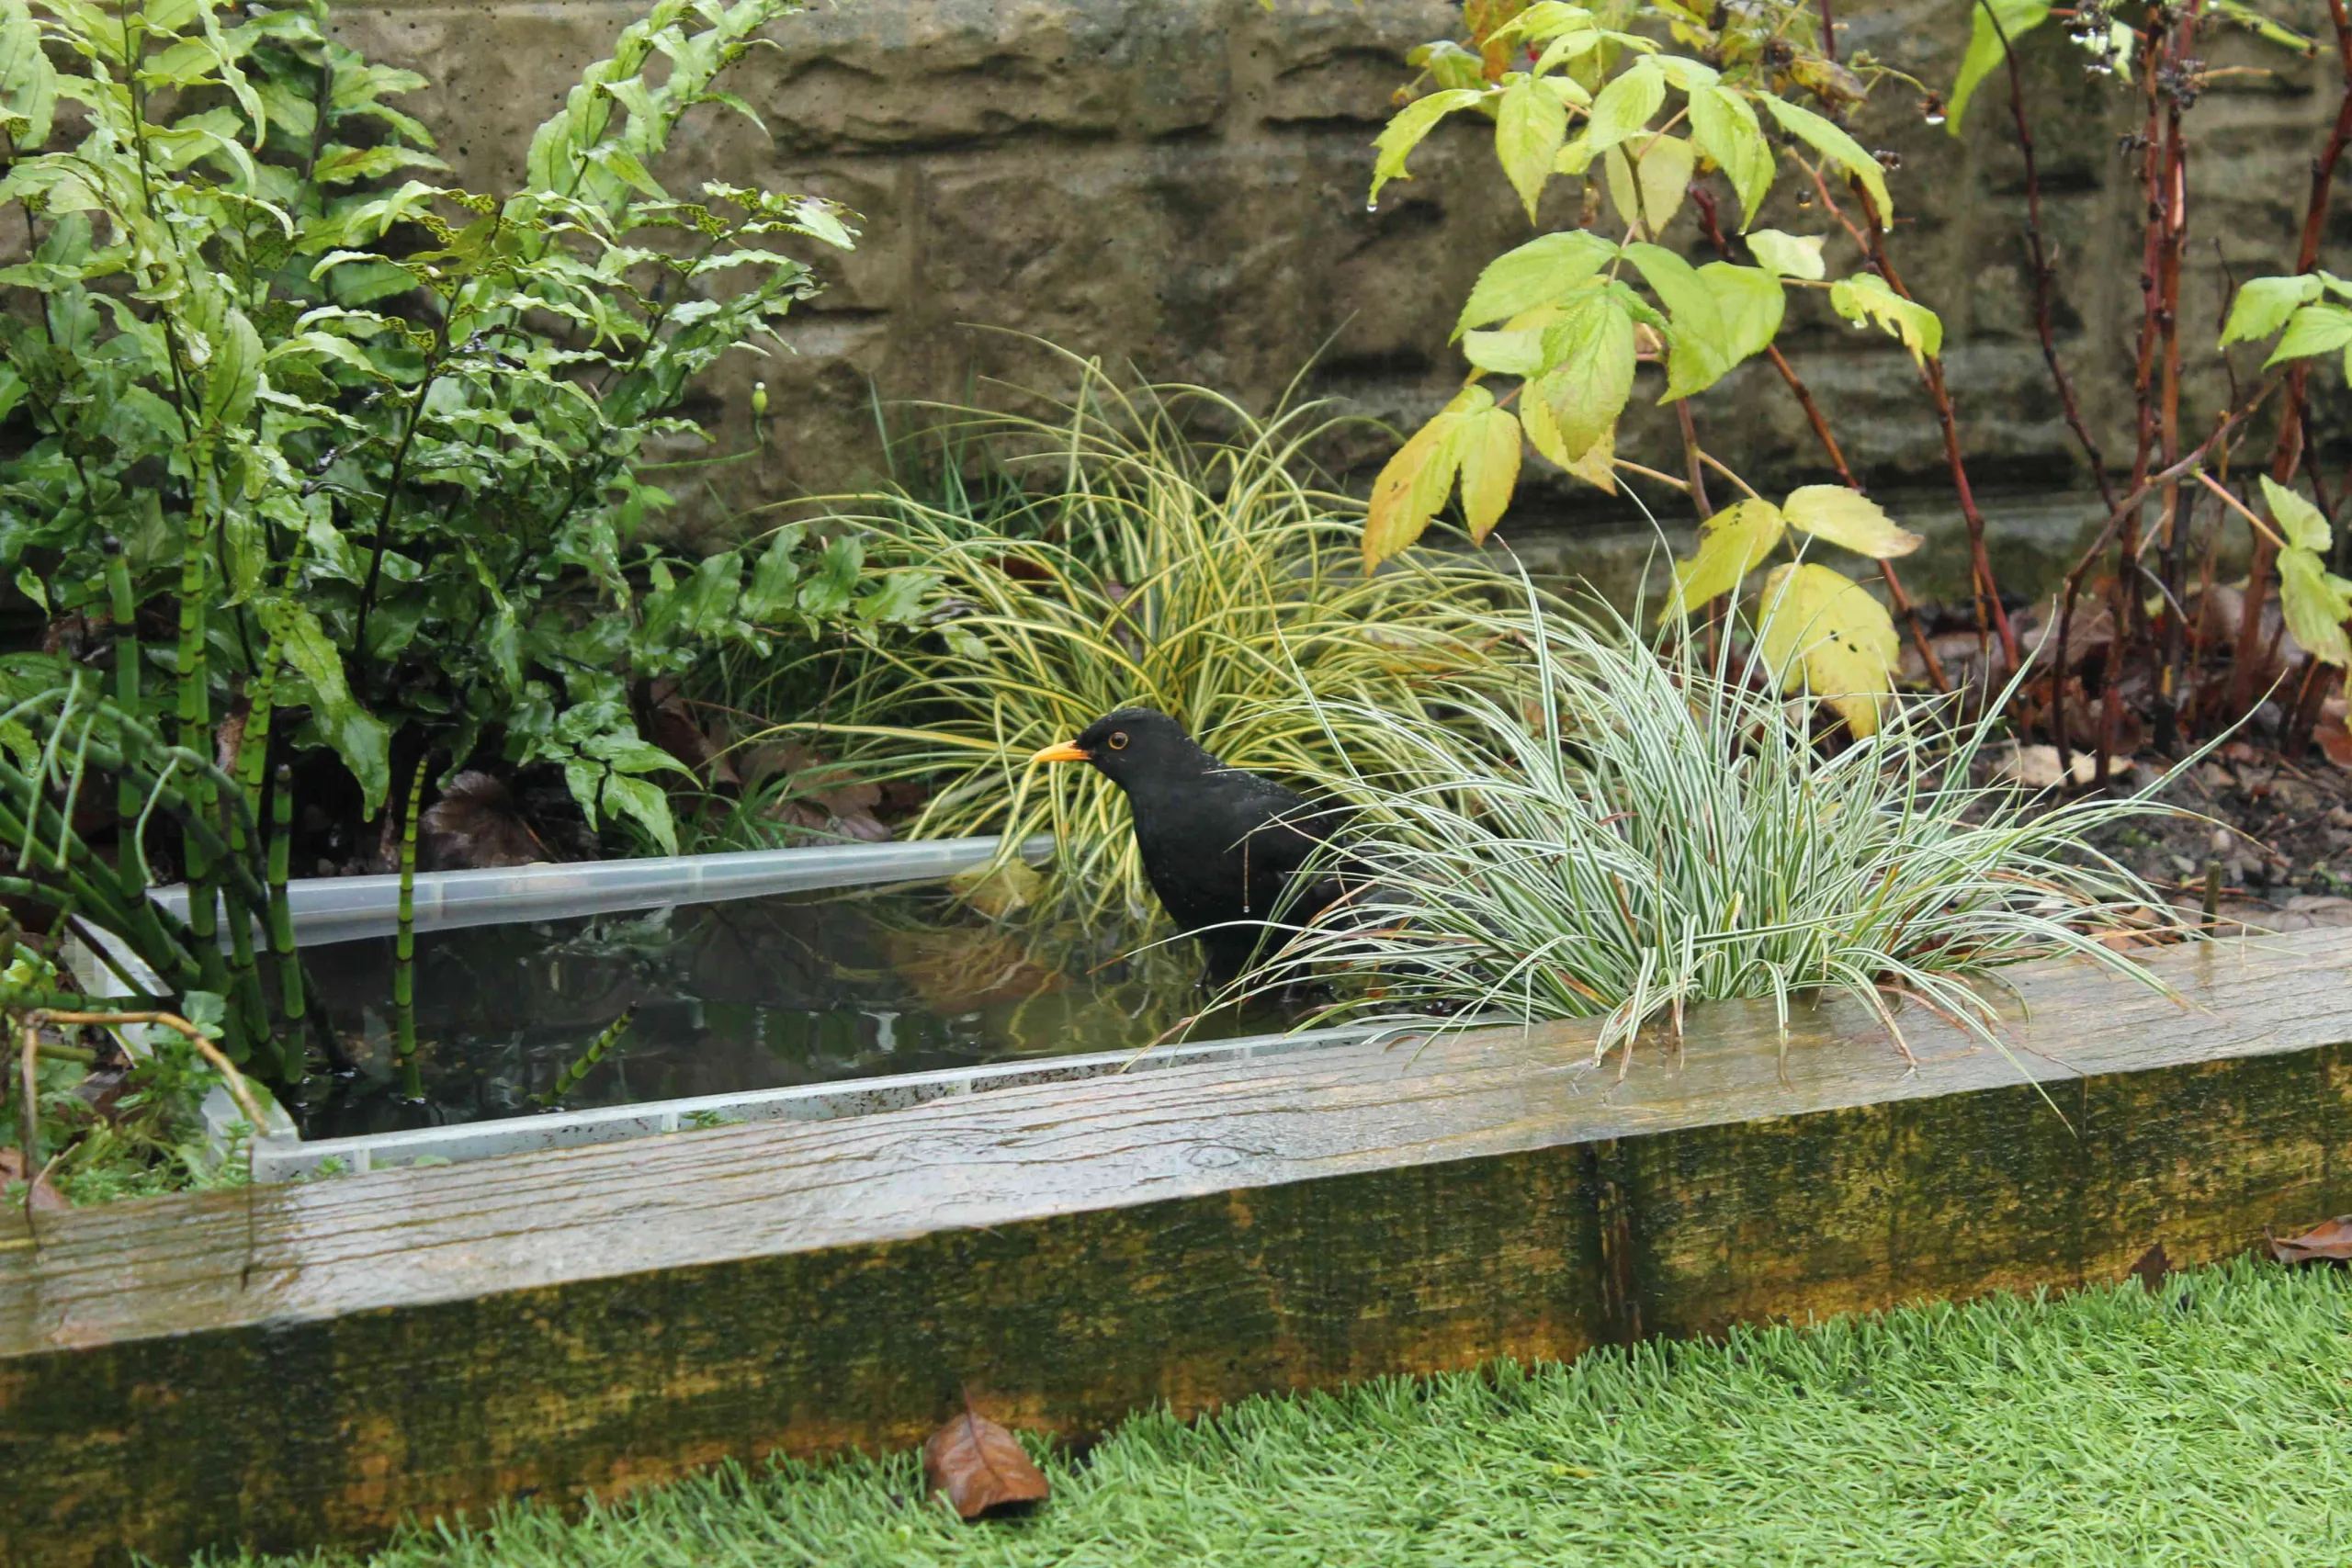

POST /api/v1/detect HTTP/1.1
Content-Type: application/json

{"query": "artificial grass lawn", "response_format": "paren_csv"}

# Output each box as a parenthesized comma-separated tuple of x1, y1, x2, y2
(242, 1259, 2352, 1568)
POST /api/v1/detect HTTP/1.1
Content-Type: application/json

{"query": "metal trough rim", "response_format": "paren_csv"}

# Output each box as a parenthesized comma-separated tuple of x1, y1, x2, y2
(147, 831, 1059, 947)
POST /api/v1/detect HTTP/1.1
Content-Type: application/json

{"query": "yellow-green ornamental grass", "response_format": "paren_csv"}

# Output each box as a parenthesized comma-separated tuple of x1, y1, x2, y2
(771, 367, 1540, 928)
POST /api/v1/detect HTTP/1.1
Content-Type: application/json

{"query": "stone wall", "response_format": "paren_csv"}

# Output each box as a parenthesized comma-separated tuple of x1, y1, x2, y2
(332, 0, 2352, 536)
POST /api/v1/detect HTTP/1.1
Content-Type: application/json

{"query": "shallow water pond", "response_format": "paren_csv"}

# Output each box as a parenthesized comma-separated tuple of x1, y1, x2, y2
(289, 884, 1303, 1140)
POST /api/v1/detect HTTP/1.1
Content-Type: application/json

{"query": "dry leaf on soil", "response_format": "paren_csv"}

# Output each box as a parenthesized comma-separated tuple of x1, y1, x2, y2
(0, 1147, 68, 1212)
(2268, 1216, 2352, 1265)
(2129, 1241, 2172, 1292)
(923, 1411, 1050, 1520)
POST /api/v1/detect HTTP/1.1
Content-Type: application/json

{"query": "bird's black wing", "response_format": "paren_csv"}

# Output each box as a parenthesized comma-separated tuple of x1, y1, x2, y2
(1211, 772, 1361, 924)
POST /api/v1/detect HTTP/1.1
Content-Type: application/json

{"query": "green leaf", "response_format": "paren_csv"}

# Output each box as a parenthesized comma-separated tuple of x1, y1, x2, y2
(1464, 323, 1552, 377)
(2211, 0, 2317, 51)
(1587, 57, 1665, 151)
(789, 197, 856, 250)
(1371, 87, 1486, 208)
(0, 0, 57, 148)
(1456, 406, 1523, 543)
(190, 289, 265, 428)
(2266, 302, 2352, 367)
(1533, 289, 1637, 459)
(1687, 86, 1772, 228)
(1746, 228, 1826, 280)
(1759, 93, 1893, 222)
(600, 771, 680, 854)
(2262, 475, 2332, 555)
(741, 524, 807, 619)
(2278, 547, 2352, 667)
(2219, 274, 2324, 347)
(1625, 242, 1735, 399)
(1948, 0, 2051, 135)
(1782, 485, 1923, 558)
(1494, 79, 1568, 222)
(1454, 231, 1618, 338)
(261, 598, 390, 808)
(1697, 261, 1784, 368)
(1636, 133, 1695, 234)
(1829, 273, 1943, 366)
(1757, 562, 1901, 737)
(1664, 498, 1787, 619)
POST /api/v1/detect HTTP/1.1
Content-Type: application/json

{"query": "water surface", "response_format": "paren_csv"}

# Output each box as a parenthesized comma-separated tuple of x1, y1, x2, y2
(290, 885, 1292, 1140)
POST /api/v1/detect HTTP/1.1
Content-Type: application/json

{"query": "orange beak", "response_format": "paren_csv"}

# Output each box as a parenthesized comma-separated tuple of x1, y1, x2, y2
(1027, 740, 1091, 765)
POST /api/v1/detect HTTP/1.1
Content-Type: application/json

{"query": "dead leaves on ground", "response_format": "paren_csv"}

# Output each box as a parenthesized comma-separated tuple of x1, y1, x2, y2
(0, 1147, 66, 1212)
(2268, 1216, 2352, 1266)
(923, 1410, 1050, 1520)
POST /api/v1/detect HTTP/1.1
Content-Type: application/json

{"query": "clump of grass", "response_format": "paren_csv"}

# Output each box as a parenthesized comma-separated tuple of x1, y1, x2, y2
(753, 360, 1538, 926)
(1259, 592, 2190, 1057)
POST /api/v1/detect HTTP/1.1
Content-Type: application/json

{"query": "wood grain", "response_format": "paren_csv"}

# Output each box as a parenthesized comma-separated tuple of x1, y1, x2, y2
(3, 931, 2348, 1566)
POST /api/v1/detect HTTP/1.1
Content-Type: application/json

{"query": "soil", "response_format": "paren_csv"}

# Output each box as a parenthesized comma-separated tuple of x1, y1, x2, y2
(2050, 741, 2352, 933)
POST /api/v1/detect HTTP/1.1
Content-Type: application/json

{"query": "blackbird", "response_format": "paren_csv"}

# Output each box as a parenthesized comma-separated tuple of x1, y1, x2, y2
(1029, 707, 1350, 984)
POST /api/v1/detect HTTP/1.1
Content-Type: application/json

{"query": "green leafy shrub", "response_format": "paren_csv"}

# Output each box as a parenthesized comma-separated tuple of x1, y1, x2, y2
(0, 0, 919, 855)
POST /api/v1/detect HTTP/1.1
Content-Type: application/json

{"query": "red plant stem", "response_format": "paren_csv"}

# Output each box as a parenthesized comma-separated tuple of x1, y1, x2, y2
(2154, 81, 2193, 756)
(2095, 12, 2176, 784)
(1852, 186, 2022, 678)
(1993, 0, 2118, 513)
(1818, 0, 1838, 60)
(1985, 0, 2116, 773)
(2056, 388, 2273, 748)
(1688, 184, 1950, 693)
(2230, 0, 2352, 721)
(1676, 400, 1714, 522)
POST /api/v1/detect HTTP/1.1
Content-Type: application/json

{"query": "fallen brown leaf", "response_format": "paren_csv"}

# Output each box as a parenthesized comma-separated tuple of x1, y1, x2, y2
(923, 1410, 1049, 1520)
(418, 771, 552, 872)
(2268, 1216, 2352, 1265)
(0, 1148, 69, 1211)
(2321, 720, 2352, 771)
(2129, 1241, 2171, 1292)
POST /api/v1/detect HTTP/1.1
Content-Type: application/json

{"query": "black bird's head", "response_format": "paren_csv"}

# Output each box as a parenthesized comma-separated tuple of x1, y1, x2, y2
(1027, 706, 1212, 793)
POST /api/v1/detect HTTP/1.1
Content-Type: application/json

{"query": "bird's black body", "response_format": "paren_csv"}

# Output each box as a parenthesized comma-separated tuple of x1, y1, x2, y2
(1047, 708, 1349, 984)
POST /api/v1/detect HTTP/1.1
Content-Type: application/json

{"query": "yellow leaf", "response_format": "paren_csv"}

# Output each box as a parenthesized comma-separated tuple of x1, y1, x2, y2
(1497, 77, 1567, 222)
(1365, 419, 1454, 569)
(1563, 421, 1617, 492)
(1757, 562, 1902, 738)
(2278, 547, 2352, 668)
(1828, 275, 1942, 367)
(1371, 87, 1487, 208)
(1364, 387, 1490, 569)
(1636, 133, 1695, 237)
(1602, 144, 1641, 236)
(1746, 228, 1826, 280)
(1457, 406, 1523, 542)
(1661, 499, 1784, 622)
(2261, 475, 2333, 555)
(1781, 485, 1923, 559)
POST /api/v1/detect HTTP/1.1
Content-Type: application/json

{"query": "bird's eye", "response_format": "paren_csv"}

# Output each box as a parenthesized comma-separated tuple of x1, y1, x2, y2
(1108, 731, 1128, 750)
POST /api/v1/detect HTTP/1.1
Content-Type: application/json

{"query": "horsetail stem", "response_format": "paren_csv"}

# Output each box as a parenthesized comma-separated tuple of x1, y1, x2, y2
(174, 480, 230, 1001)
(543, 1006, 635, 1105)
(104, 537, 141, 886)
(393, 758, 425, 1100)
(266, 761, 308, 1079)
